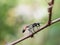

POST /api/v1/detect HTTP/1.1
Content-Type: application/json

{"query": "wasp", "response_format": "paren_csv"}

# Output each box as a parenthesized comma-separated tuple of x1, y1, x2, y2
(22, 23, 40, 37)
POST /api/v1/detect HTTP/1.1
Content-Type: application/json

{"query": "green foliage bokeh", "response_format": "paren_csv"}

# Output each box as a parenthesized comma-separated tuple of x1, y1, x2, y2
(0, 0, 17, 42)
(0, 0, 60, 45)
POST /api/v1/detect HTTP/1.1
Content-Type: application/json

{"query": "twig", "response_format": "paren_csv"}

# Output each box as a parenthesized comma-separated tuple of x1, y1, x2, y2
(7, 18, 60, 45)
(48, 0, 54, 25)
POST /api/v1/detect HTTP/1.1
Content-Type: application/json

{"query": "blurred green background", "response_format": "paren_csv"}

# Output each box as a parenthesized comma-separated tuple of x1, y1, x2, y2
(0, 0, 60, 45)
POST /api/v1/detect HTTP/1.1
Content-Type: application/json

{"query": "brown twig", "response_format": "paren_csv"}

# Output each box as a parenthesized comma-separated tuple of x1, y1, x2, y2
(48, 0, 54, 25)
(7, 18, 60, 45)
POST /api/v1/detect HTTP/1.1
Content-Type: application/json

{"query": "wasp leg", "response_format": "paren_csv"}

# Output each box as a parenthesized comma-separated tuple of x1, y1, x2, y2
(37, 26, 38, 29)
(29, 29, 34, 38)
(37, 24, 40, 29)
(33, 27, 35, 33)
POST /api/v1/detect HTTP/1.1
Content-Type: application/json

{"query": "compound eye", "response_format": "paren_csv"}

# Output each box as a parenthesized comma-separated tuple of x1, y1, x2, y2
(22, 30, 25, 33)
